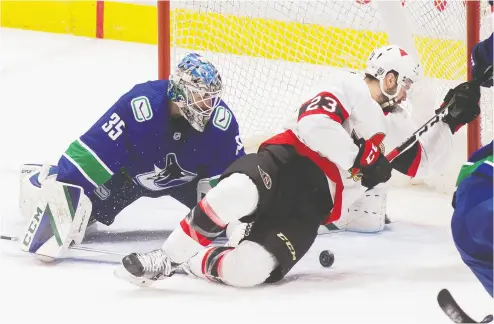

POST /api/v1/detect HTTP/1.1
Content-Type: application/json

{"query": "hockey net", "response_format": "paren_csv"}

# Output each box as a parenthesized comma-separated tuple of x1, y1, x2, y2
(160, 0, 493, 193)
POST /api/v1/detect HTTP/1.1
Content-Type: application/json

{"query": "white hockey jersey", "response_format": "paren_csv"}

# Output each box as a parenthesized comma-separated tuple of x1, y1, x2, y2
(262, 70, 453, 224)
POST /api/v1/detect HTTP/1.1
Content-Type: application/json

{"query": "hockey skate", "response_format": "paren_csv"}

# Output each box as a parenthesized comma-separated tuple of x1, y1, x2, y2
(114, 249, 179, 287)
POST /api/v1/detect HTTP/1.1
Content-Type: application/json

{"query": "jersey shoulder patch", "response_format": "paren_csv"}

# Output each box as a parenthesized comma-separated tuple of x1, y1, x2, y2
(131, 96, 153, 122)
(212, 106, 232, 131)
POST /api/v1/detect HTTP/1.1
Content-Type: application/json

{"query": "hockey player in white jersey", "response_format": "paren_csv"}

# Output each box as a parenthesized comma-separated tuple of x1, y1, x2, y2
(325, 48, 482, 234)
(112, 44, 421, 287)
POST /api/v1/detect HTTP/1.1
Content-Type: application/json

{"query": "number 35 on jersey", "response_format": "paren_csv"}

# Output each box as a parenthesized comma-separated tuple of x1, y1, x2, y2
(102, 113, 125, 140)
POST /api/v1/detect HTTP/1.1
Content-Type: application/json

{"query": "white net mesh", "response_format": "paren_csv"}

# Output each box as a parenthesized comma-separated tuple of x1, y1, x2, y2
(169, 0, 493, 191)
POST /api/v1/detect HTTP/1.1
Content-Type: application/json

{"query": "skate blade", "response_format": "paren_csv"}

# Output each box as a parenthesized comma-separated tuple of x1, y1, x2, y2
(113, 265, 155, 287)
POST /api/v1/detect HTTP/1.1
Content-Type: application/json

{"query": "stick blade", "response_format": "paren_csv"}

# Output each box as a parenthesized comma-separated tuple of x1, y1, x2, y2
(437, 289, 475, 323)
(0, 235, 19, 241)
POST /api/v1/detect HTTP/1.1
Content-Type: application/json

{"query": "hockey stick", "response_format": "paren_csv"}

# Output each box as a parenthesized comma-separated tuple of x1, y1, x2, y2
(385, 104, 449, 162)
(0, 235, 19, 242)
(386, 66, 491, 163)
(1, 234, 126, 257)
(1, 234, 191, 274)
(437, 289, 493, 323)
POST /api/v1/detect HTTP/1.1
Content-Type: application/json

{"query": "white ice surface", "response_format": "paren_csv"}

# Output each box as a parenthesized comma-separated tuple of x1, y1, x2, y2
(1, 28, 492, 324)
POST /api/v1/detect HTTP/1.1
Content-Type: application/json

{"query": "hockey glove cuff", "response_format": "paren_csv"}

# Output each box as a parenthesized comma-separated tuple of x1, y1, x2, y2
(351, 139, 392, 189)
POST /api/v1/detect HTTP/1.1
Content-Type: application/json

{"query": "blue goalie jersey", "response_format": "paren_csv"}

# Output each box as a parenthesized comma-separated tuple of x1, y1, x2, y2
(56, 80, 245, 215)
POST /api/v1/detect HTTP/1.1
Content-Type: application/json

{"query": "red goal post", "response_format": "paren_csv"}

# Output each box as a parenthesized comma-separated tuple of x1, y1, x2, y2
(158, 0, 171, 80)
(466, 0, 482, 156)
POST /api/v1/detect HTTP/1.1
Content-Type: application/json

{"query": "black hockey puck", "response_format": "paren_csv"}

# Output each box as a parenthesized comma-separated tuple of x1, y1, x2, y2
(319, 250, 334, 268)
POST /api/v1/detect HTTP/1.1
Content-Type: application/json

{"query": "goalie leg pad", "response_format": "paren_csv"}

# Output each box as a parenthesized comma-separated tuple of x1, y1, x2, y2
(20, 175, 92, 260)
(19, 163, 43, 182)
(332, 187, 388, 233)
(19, 164, 58, 220)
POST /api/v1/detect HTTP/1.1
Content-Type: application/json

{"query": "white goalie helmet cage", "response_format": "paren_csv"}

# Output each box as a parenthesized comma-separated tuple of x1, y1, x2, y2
(365, 45, 421, 106)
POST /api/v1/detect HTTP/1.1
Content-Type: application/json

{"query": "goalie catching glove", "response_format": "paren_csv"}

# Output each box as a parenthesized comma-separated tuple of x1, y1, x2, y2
(351, 138, 392, 189)
(439, 81, 481, 134)
(19, 164, 93, 261)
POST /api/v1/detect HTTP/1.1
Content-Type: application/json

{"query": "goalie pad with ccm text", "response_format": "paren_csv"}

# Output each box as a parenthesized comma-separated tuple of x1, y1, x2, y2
(19, 178, 92, 260)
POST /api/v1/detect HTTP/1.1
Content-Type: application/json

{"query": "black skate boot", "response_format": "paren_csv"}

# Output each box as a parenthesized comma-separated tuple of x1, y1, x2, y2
(114, 249, 178, 287)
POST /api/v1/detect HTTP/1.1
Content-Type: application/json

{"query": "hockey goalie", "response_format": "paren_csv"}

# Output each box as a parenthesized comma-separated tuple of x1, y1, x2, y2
(16, 53, 245, 262)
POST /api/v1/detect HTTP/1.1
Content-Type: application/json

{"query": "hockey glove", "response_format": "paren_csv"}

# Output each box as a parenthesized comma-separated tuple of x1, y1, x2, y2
(351, 138, 392, 189)
(438, 81, 481, 134)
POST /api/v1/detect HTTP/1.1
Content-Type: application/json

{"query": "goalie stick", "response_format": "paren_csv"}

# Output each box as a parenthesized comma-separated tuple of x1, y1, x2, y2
(0, 234, 189, 274)
(437, 289, 493, 323)
(1, 234, 125, 258)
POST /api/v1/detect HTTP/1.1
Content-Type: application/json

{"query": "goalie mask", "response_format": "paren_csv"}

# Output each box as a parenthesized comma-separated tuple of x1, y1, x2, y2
(365, 45, 420, 109)
(168, 53, 223, 132)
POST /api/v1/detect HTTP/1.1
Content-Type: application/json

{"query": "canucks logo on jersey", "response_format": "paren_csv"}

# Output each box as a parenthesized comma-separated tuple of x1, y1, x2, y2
(135, 153, 197, 191)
